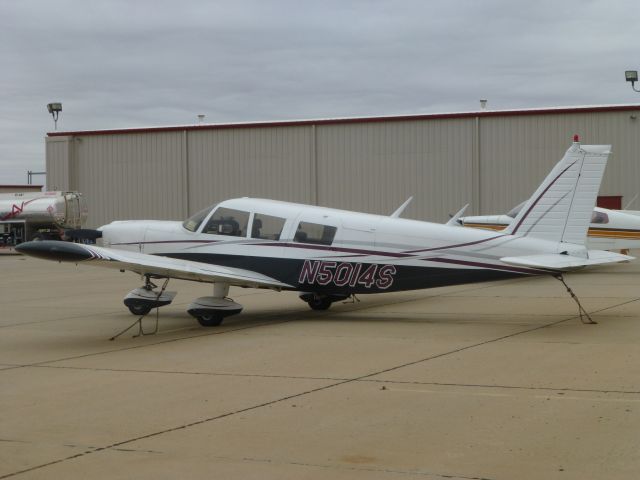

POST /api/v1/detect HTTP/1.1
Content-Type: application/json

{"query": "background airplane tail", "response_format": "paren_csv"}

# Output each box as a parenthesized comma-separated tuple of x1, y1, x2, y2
(503, 137, 611, 245)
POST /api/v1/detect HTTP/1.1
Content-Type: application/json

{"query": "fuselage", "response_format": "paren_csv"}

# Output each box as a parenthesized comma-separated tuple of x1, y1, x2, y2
(99, 198, 577, 294)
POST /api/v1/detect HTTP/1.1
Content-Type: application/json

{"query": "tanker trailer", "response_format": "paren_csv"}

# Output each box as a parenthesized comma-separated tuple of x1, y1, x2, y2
(0, 191, 87, 245)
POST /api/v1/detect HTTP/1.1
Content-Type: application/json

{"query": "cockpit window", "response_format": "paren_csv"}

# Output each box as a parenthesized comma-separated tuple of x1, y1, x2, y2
(251, 213, 286, 240)
(293, 221, 337, 245)
(591, 211, 609, 224)
(182, 206, 213, 232)
(202, 207, 250, 236)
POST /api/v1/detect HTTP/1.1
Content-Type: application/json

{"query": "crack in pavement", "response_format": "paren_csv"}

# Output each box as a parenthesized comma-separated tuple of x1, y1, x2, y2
(0, 278, 526, 374)
(3, 281, 638, 479)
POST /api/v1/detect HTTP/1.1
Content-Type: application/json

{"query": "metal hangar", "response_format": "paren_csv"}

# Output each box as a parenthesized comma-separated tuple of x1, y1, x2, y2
(45, 104, 640, 228)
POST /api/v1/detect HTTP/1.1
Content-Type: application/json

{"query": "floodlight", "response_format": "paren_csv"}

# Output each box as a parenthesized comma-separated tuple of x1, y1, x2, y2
(47, 102, 62, 130)
(47, 103, 62, 114)
(626, 71, 640, 92)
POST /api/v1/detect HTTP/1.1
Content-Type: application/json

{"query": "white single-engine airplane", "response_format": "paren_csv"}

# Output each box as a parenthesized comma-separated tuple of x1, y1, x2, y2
(16, 137, 633, 331)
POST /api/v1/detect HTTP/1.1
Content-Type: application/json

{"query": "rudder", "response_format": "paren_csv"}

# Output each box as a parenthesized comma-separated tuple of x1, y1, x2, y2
(504, 137, 610, 246)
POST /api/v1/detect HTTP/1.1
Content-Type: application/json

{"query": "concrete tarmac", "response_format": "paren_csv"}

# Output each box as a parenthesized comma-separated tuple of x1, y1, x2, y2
(1, 253, 640, 479)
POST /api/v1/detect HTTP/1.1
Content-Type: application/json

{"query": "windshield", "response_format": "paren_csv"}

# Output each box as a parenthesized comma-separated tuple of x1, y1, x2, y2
(182, 206, 214, 232)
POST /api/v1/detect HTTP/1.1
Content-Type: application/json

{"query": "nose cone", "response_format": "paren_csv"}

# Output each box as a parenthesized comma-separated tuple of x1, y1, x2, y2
(16, 240, 94, 262)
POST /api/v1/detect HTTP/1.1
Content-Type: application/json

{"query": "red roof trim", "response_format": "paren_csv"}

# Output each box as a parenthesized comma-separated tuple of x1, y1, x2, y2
(47, 104, 640, 137)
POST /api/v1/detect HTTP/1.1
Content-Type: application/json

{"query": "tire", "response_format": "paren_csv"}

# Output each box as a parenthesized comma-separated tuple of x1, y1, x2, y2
(128, 304, 152, 316)
(197, 313, 224, 327)
(307, 297, 332, 311)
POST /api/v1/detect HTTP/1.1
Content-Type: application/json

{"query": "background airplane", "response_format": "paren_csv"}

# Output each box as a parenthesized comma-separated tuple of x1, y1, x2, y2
(460, 204, 640, 251)
(16, 137, 632, 330)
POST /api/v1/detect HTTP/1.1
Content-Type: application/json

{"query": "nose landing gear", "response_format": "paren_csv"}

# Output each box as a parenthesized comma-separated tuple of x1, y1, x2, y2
(111, 276, 176, 340)
(113, 279, 244, 338)
(123, 277, 177, 316)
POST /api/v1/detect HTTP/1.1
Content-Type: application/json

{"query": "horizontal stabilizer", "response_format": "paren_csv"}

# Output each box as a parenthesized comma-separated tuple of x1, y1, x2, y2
(501, 251, 633, 271)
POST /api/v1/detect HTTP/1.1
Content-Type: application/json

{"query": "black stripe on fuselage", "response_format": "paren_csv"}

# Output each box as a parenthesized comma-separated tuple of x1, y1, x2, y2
(160, 252, 532, 294)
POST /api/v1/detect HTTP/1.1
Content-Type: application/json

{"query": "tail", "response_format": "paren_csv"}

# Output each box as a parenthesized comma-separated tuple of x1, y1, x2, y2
(503, 136, 610, 245)
(500, 136, 633, 270)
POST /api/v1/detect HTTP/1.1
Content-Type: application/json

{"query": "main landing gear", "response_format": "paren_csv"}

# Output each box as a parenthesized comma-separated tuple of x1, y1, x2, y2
(299, 292, 351, 311)
(113, 278, 243, 339)
(187, 283, 243, 327)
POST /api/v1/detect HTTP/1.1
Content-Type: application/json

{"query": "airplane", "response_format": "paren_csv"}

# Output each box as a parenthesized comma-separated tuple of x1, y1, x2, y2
(459, 204, 640, 252)
(16, 136, 633, 333)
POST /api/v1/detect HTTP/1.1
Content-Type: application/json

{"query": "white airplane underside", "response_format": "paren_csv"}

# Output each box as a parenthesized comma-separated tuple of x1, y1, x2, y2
(16, 138, 634, 329)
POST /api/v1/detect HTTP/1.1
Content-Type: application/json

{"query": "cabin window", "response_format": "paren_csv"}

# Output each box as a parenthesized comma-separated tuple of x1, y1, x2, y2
(294, 221, 337, 245)
(591, 211, 609, 224)
(202, 207, 250, 236)
(251, 213, 286, 240)
(182, 206, 214, 232)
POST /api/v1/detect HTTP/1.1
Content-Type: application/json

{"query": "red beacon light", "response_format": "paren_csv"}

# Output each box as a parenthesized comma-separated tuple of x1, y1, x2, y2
(573, 134, 580, 142)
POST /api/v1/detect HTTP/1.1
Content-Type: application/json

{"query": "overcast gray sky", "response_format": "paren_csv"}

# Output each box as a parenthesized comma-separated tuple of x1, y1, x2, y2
(1, 0, 639, 185)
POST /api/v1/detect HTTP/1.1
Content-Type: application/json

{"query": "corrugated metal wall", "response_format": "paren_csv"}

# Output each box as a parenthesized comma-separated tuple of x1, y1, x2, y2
(478, 111, 640, 214)
(45, 136, 71, 191)
(187, 126, 314, 214)
(316, 119, 474, 221)
(72, 132, 187, 225)
(46, 108, 640, 228)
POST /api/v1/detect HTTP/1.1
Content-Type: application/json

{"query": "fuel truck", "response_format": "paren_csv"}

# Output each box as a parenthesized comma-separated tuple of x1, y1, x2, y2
(0, 191, 87, 245)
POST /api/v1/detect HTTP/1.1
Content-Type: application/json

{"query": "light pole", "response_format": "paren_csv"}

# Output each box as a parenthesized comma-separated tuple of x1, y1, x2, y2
(47, 103, 62, 130)
(625, 71, 640, 92)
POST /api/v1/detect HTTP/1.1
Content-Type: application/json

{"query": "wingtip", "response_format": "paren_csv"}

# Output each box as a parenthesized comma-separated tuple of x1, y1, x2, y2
(15, 241, 94, 262)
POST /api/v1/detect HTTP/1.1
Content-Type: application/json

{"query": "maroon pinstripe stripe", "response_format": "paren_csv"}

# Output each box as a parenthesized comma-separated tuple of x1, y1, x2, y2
(255, 242, 413, 258)
(511, 161, 577, 235)
(405, 235, 504, 253)
(112, 240, 220, 246)
(425, 257, 550, 275)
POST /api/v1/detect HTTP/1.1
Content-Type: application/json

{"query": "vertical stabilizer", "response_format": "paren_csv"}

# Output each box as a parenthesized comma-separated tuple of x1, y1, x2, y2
(504, 137, 610, 245)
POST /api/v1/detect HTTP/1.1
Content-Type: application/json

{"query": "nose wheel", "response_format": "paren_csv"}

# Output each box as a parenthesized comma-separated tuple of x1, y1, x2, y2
(124, 276, 177, 316)
(113, 277, 176, 340)
(127, 303, 152, 316)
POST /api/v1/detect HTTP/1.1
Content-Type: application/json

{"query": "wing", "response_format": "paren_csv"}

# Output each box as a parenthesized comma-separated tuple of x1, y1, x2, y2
(501, 250, 633, 271)
(16, 240, 292, 290)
